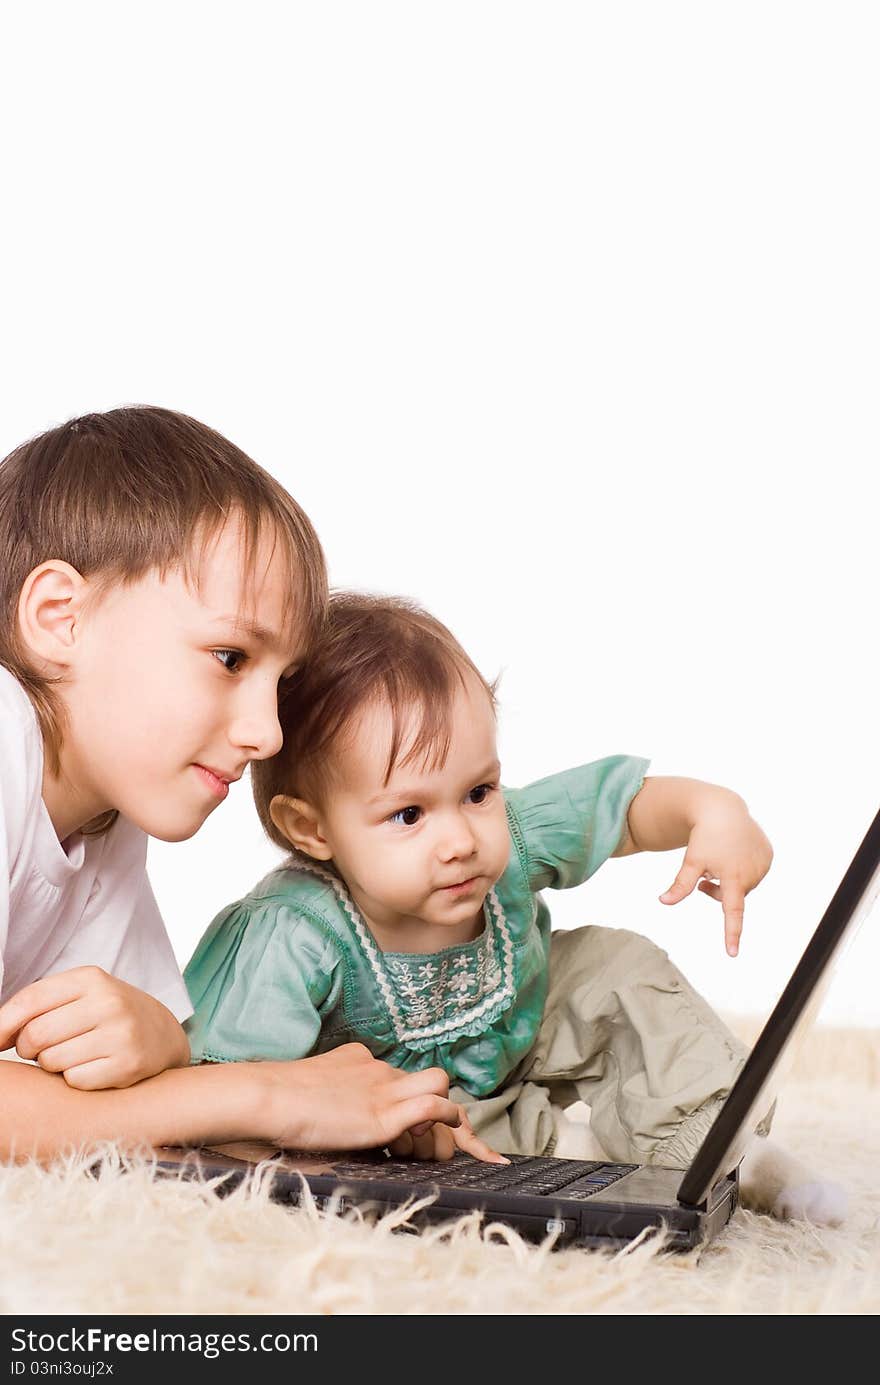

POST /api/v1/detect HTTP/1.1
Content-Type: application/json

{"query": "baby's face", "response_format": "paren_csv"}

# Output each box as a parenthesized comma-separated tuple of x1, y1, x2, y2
(55, 514, 304, 841)
(319, 675, 511, 952)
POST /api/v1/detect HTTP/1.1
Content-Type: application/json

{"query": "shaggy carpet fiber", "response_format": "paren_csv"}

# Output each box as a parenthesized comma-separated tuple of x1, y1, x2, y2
(1, 1021, 878, 1316)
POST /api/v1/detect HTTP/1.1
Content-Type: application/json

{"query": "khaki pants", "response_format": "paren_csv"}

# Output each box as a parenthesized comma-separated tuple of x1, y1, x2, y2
(452, 926, 752, 1169)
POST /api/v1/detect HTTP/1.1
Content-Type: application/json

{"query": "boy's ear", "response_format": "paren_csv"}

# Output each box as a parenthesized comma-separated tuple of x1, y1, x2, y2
(269, 794, 334, 860)
(17, 562, 91, 672)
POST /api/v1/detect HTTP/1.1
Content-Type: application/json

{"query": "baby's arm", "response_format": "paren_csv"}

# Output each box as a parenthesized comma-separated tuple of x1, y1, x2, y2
(0, 1042, 464, 1162)
(0, 968, 190, 1089)
(612, 776, 773, 955)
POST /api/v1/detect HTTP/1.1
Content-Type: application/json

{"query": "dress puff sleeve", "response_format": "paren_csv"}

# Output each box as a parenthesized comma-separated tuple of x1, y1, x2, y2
(503, 755, 650, 892)
(182, 898, 344, 1064)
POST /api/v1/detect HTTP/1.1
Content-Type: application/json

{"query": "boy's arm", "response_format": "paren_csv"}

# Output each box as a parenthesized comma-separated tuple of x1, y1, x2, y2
(612, 776, 773, 956)
(0, 1045, 465, 1163)
(0, 967, 191, 1089)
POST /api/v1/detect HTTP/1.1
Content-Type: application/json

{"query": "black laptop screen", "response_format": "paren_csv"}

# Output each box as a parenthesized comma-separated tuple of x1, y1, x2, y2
(677, 806, 880, 1207)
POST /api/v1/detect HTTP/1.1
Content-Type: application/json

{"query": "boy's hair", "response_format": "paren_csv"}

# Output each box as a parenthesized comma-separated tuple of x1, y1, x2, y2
(252, 592, 498, 851)
(0, 406, 328, 832)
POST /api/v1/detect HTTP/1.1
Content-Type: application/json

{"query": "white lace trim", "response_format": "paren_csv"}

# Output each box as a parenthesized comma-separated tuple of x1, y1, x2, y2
(283, 852, 516, 1045)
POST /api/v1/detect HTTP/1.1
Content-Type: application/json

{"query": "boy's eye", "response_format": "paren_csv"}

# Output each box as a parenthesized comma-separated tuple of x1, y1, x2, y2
(389, 805, 422, 827)
(212, 648, 246, 674)
(468, 783, 496, 805)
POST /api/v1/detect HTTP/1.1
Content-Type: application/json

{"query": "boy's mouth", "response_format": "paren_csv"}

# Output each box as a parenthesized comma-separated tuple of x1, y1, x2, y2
(193, 764, 236, 800)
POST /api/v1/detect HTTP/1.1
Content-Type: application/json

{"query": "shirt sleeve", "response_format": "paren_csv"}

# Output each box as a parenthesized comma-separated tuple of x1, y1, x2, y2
(183, 898, 345, 1063)
(0, 772, 15, 1000)
(67, 816, 193, 1022)
(113, 863, 194, 1023)
(503, 755, 650, 892)
(0, 689, 39, 1001)
(0, 795, 11, 1001)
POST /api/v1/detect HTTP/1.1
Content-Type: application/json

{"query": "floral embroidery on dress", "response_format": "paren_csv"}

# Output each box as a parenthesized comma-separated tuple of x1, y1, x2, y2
(383, 902, 512, 1040)
(283, 851, 517, 1049)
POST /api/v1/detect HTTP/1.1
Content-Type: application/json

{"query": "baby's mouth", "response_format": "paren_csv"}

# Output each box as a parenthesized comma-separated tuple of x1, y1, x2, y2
(439, 875, 480, 894)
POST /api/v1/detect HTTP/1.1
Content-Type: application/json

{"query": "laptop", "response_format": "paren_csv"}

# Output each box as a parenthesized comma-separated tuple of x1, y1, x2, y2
(156, 807, 880, 1251)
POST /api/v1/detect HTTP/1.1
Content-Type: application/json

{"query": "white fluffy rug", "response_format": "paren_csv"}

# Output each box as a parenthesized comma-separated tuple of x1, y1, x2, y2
(1, 1022, 878, 1316)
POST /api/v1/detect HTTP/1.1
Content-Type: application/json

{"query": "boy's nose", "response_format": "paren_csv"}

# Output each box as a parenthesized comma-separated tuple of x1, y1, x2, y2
(228, 690, 284, 760)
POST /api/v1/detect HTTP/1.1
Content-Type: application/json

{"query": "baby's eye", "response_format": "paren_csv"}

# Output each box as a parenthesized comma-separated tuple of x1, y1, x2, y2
(389, 805, 422, 827)
(468, 783, 496, 805)
(213, 648, 247, 674)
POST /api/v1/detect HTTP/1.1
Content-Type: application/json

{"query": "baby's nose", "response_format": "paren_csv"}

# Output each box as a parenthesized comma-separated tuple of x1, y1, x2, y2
(437, 816, 478, 859)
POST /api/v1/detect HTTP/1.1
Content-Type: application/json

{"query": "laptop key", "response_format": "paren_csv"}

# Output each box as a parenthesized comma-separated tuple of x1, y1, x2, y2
(555, 1164, 640, 1197)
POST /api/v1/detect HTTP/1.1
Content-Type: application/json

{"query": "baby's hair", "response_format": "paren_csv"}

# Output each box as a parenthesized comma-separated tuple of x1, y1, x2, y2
(0, 406, 328, 831)
(252, 592, 498, 851)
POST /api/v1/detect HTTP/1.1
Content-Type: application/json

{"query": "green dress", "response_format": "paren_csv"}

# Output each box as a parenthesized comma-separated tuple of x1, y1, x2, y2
(183, 755, 649, 1097)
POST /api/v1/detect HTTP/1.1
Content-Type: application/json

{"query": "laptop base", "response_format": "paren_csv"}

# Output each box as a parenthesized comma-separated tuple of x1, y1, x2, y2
(152, 1145, 739, 1252)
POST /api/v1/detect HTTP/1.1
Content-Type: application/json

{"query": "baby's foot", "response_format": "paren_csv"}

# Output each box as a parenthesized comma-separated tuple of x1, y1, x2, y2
(551, 1107, 606, 1162)
(740, 1137, 847, 1226)
(771, 1179, 848, 1225)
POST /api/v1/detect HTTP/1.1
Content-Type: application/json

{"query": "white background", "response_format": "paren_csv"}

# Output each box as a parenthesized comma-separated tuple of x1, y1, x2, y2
(1, 3, 877, 1024)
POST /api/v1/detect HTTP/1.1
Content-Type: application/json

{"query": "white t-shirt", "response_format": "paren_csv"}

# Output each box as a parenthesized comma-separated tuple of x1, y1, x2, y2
(0, 667, 192, 1021)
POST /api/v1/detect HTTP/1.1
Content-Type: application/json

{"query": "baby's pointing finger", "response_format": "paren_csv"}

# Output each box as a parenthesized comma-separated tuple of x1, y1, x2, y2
(721, 886, 745, 957)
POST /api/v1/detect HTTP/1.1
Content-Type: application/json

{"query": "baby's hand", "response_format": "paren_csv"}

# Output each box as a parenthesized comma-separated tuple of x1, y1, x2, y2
(388, 1105, 510, 1165)
(659, 797, 773, 957)
(0, 966, 190, 1089)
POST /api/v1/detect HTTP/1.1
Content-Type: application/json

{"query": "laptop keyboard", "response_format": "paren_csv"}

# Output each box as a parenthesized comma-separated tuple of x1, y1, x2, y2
(329, 1152, 639, 1199)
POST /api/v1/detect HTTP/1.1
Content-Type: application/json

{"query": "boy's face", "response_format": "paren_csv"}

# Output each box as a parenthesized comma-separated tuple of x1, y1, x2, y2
(318, 675, 511, 952)
(54, 517, 305, 842)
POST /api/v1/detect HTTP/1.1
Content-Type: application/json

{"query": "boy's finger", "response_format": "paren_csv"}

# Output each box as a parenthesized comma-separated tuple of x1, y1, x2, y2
(392, 1094, 462, 1137)
(387, 1131, 415, 1157)
(659, 860, 704, 906)
(425, 1125, 456, 1161)
(392, 1065, 451, 1100)
(61, 1058, 121, 1092)
(0, 973, 87, 1046)
(29, 1030, 109, 1075)
(453, 1124, 510, 1165)
(13, 999, 95, 1061)
(409, 1127, 443, 1160)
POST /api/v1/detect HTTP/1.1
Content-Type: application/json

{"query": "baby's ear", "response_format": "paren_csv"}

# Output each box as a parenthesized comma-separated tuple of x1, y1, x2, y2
(269, 795, 333, 860)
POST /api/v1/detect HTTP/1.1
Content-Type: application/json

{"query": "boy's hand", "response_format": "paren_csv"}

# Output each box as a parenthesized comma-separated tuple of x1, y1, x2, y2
(0, 967, 190, 1089)
(388, 1105, 510, 1165)
(256, 1045, 488, 1153)
(659, 801, 773, 957)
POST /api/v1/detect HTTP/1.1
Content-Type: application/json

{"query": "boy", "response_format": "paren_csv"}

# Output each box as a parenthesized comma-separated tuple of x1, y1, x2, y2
(0, 409, 476, 1161)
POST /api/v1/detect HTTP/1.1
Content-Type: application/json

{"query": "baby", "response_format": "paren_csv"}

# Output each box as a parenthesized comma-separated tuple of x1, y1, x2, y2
(184, 592, 845, 1221)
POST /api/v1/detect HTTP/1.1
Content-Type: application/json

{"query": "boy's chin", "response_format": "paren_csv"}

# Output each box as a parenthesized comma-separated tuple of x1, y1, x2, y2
(126, 805, 212, 843)
(149, 824, 202, 844)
